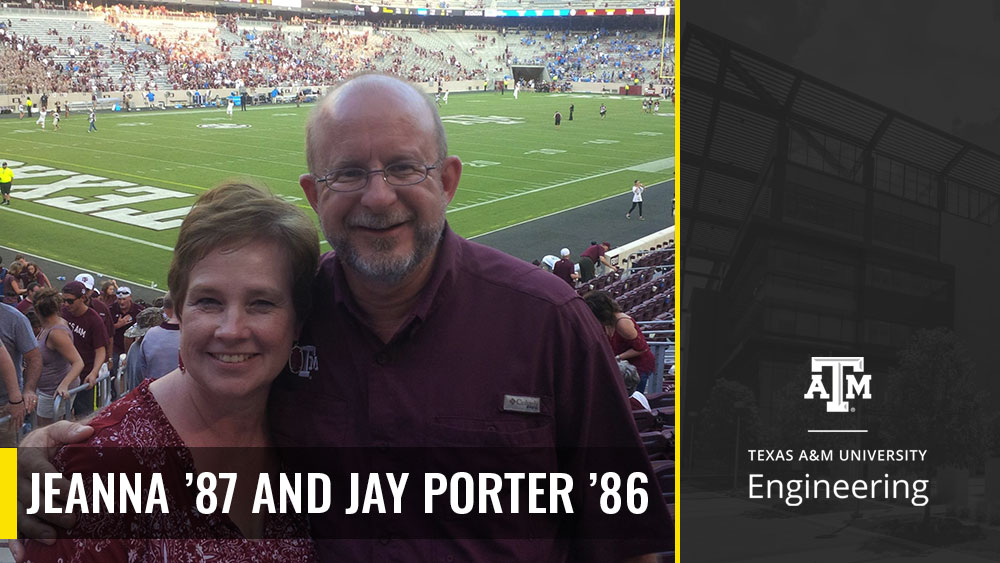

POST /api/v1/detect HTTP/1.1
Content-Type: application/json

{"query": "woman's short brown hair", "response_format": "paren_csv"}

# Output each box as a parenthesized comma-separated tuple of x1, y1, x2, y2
(167, 182, 320, 323)
(33, 288, 63, 318)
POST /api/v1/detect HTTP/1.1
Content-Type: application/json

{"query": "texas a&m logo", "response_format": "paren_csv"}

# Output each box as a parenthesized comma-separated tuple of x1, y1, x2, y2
(804, 357, 871, 412)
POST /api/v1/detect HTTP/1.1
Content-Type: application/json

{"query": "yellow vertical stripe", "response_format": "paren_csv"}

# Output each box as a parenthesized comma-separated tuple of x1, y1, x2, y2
(673, 2, 681, 562)
(0, 448, 16, 538)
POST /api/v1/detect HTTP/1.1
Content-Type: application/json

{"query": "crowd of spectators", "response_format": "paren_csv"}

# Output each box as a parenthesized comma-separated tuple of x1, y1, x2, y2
(1, 2, 670, 94)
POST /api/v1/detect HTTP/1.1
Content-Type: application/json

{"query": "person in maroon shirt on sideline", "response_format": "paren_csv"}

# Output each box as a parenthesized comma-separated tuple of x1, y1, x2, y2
(59, 281, 108, 418)
(552, 247, 579, 287)
(579, 241, 617, 283)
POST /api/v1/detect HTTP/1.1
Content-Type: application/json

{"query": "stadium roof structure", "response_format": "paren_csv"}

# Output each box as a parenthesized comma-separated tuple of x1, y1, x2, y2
(679, 23, 1000, 302)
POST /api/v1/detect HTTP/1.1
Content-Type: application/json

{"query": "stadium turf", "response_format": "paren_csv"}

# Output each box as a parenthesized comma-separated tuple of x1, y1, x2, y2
(0, 90, 673, 288)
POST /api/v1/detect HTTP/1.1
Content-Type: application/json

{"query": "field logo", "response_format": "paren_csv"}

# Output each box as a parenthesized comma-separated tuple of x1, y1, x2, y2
(440, 115, 524, 126)
(197, 123, 252, 129)
(804, 357, 871, 413)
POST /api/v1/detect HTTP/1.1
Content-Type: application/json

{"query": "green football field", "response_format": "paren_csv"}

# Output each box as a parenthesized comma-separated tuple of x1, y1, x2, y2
(0, 91, 673, 288)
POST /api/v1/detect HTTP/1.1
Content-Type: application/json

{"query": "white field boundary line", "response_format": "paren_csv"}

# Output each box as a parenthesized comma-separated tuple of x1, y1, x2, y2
(0, 243, 165, 293)
(3, 171, 673, 254)
(0, 207, 174, 251)
(470, 178, 674, 239)
(448, 162, 674, 213)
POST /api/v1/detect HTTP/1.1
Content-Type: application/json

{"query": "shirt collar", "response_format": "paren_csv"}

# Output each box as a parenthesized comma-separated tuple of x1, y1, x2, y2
(328, 223, 461, 340)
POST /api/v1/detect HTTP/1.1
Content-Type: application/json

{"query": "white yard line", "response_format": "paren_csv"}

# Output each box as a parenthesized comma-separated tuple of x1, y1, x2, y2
(0, 206, 174, 251)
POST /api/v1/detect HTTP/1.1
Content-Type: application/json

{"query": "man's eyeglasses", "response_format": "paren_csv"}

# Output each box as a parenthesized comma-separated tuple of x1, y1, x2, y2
(316, 161, 438, 193)
(64, 297, 77, 305)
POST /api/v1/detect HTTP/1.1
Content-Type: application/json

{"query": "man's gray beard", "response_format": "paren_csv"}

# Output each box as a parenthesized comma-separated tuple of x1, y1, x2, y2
(326, 214, 445, 285)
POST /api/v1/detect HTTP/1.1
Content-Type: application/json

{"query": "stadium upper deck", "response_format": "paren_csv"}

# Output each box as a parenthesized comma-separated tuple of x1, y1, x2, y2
(0, 1, 671, 95)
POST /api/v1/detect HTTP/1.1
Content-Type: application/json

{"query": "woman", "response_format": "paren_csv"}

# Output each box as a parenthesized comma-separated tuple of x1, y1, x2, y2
(626, 179, 645, 220)
(98, 279, 119, 307)
(2, 261, 25, 304)
(22, 263, 52, 289)
(583, 290, 656, 393)
(24, 182, 320, 562)
(31, 288, 84, 427)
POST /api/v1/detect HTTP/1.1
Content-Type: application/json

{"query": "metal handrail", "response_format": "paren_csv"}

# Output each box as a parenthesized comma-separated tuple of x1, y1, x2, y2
(0, 371, 115, 428)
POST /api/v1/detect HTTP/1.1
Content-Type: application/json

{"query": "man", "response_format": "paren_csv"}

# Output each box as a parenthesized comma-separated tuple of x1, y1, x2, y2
(569, 103, 574, 120)
(121, 306, 165, 390)
(15, 75, 670, 561)
(579, 241, 617, 283)
(15, 282, 41, 314)
(226, 96, 234, 117)
(40, 92, 48, 111)
(74, 273, 113, 375)
(552, 247, 578, 287)
(0, 302, 38, 444)
(133, 292, 179, 382)
(88, 109, 97, 133)
(60, 281, 108, 417)
(109, 286, 142, 382)
(279, 74, 669, 560)
(25, 96, 32, 118)
(0, 345, 26, 446)
(600, 103, 607, 119)
(0, 161, 13, 206)
(35, 107, 47, 129)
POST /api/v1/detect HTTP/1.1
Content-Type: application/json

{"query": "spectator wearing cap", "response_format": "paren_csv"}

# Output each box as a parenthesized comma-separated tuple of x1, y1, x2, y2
(131, 292, 180, 386)
(552, 247, 578, 287)
(75, 274, 113, 370)
(109, 286, 143, 386)
(579, 241, 617, 283)
(122, 306, 165, 392)
(60, 281, 108, 418)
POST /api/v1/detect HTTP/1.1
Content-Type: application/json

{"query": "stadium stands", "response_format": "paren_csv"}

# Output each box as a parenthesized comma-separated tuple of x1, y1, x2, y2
(1, 3, 671, 94)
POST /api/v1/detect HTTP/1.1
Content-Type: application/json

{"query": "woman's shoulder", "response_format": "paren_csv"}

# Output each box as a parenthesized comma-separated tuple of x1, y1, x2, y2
(57, 381, 184, 467)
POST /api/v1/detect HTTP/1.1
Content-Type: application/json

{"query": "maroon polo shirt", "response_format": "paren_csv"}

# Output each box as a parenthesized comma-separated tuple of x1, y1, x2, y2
(552, 257, 576, 287)
(580, 243, 606, 263)
(61, 306, 108, 376)
(269, 225, 672, 561)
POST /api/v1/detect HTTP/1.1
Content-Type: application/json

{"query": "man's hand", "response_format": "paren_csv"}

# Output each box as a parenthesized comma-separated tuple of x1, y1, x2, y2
(14, 421, 94, 554)
(7, 402, 25, 433)
(84, 372, 98, 388)
(22, 390, 37, 414)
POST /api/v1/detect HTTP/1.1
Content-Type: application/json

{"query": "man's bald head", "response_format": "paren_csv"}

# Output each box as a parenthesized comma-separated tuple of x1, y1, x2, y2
(305, 74, 448, 176)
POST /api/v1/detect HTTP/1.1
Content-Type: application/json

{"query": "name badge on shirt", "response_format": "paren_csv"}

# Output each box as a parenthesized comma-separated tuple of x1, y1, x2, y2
(503, 394, 541, 414)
